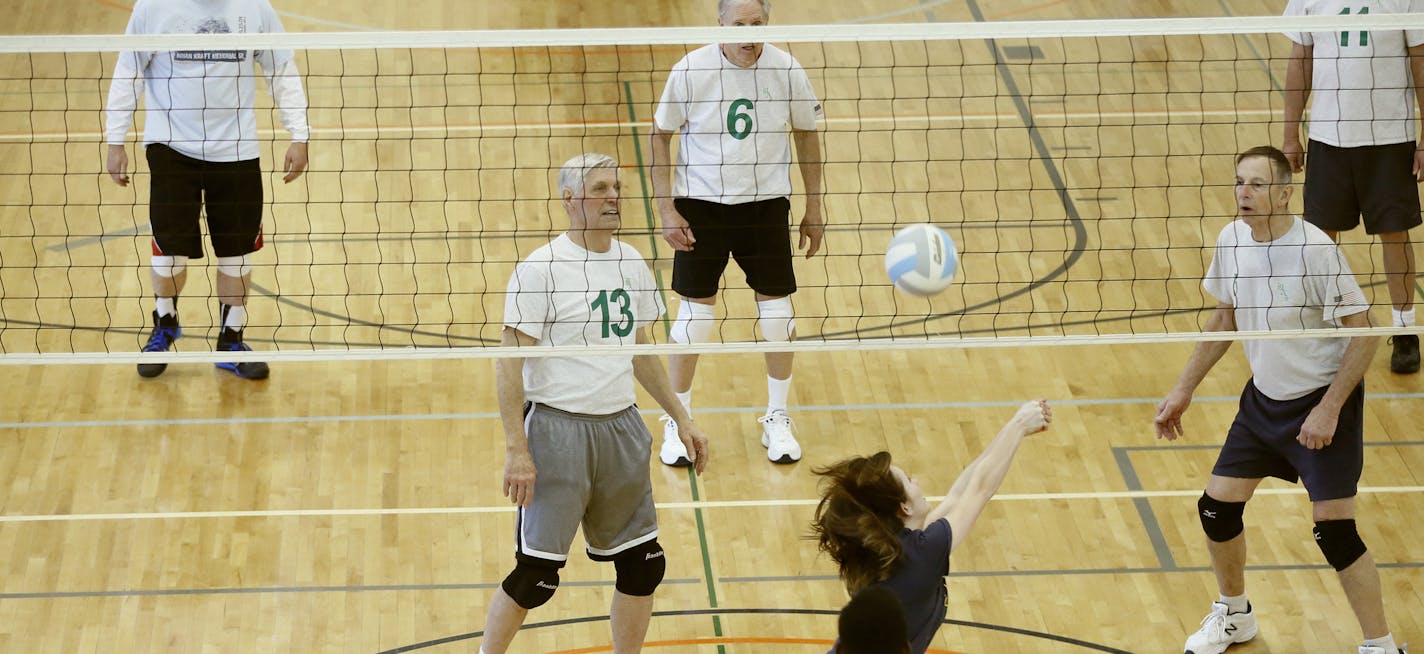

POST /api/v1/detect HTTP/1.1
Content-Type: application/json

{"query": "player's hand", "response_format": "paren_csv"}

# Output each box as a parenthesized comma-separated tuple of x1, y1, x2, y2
(1297, 404, 1337, 450)
(1154, 388, 1192, 441)
(1413, 145, 1424, 183)
(677, 419, 710, 475)
(798, 202, 824, 259)
(1011, 399, 1052, 435)
(1282, 137, 1305, 174)
(106, 144, 130, 187)
(660, 205, 696, 252)
(503, 446, 537, 507)
(283, 141, 309, 183)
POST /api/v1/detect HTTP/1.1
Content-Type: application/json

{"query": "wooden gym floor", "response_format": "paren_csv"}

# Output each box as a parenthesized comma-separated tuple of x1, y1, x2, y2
(0, 1, 1419, 652)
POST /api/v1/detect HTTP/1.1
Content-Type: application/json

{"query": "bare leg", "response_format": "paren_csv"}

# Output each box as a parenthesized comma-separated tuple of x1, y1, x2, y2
(479, 587, 529, 654)
(1315, 497, 1390, 640)
(151, 267, 188, 303)
(1202, 475, 1262, 598)
(754, 292, 793, 381)
(609, 591, 655, 654)
(668, 296, 716, 394)
(215, 271, 250, 309)
(1380, 231, 1415, 312)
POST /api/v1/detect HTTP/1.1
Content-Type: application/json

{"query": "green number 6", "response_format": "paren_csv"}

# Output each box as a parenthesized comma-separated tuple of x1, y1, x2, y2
(727, 98, 754, 140)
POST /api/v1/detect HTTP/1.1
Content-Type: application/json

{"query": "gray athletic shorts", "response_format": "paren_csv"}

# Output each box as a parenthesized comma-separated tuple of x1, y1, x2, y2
(516, 402, 658, 563)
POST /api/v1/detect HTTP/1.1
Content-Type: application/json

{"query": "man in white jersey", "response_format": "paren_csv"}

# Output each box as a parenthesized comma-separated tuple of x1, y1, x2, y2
(105, 0, 310, 380)
(1155, 147, 1405, 654)
(480, 154, 709, 654)
(1282, 0, 1424, 374)
(650, 0, 824, 466)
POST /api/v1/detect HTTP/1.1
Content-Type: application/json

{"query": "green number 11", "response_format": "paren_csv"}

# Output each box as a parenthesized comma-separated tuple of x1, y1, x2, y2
(1339, 6, 1369, 47)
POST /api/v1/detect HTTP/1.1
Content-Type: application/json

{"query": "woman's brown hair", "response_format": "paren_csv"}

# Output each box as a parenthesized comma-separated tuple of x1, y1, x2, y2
(810, 451, 909, 593)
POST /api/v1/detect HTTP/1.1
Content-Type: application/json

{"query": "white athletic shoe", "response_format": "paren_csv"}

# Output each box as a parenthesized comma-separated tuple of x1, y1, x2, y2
(1183, 602, 1257, 654)
(658, 414, 691, 467)
(758, 410, 801, 464)
(1360, 645, 1408, 654)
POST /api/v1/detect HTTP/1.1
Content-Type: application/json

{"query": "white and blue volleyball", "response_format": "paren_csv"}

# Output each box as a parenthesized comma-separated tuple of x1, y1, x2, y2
(884, 223, 958, 296)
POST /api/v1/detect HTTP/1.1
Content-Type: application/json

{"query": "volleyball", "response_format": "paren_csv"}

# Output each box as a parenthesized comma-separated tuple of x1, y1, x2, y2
(884, 223, 958, 296)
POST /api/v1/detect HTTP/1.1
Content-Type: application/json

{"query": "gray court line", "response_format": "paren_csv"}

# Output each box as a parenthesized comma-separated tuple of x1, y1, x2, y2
(43, 224, 149, 252)
(0, 577, 699, 601)
(1112, 446, 1178, 570)
(7, 394, 1424, 430)
(719, 560, 1424, 584)
(1119, 440, 1424, 452)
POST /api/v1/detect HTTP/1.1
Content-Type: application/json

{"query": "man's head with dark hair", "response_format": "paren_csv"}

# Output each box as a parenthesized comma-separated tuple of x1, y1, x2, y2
(836, 586, 912, 654)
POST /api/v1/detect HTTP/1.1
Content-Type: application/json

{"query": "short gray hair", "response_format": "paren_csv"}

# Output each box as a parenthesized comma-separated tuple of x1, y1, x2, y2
(558, 153, 618, 196)
(719, 0, 770, 20)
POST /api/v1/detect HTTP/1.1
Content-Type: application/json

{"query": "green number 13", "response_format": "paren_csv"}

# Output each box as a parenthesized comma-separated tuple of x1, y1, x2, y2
(591, 288, 634, 338)
(1339, 6, 1369, 47)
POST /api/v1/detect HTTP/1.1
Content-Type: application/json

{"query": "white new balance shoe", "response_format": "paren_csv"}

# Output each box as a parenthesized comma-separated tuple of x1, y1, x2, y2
(758, 410, 801, 464)
(658, 414, 691, 467)
(1360, 644, 1408, 654)
(1183, 601, 1257, 654)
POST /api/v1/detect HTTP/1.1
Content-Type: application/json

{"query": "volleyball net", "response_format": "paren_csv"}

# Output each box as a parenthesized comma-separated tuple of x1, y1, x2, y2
(0, 13, 1420, 363)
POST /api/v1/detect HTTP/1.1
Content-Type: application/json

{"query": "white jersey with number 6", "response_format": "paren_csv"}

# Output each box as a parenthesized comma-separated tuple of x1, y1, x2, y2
(503, 234, 665, 416)
(654, 43, 823, 205)
(1284, 0, 1424, 147)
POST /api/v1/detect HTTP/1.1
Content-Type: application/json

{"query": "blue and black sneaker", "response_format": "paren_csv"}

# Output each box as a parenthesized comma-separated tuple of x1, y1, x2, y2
(215, 331, 269, 380)
(137, 311, 181, 378)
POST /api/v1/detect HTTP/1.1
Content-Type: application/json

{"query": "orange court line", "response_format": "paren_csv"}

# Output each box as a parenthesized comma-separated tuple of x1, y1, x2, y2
(96, 0, 132, 12)
(988, 0, 1075, 20)
(546, 637, 963, 654)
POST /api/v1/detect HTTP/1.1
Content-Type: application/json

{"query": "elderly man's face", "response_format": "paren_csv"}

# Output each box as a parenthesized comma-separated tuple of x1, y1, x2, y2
(719, 0, 766, 68)
(565, 166, 622, 232)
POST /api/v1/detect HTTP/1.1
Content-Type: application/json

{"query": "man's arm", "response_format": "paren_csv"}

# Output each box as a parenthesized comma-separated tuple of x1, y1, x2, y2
(104, 7, 151, 188)
(632, 327, 707, 473)
(932, 400, 1051, 554)
(1154, 303, 1237, 440)
(1410, 43, 1424, 181)
(496, 327, 538, 506)
(650, 126, 694, 251)
(1297, 309, 1379, 449)
(258, 56, 310, 183)
(792, 128, 824, 258)
(1283, 41, 1314, 172)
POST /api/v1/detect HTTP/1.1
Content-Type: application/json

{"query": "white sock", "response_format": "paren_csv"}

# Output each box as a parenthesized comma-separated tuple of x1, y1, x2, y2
(1392, 307, 1415, 328)
(1363, 634, 1397, 651)
(222, 304, 247, 331)
(1218, 593, 1248, 613)
(767, 375, 792, 414)
(155, 297, 176, 318)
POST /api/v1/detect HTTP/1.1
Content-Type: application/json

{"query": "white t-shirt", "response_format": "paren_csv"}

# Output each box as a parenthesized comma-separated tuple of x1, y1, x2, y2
(1204, 217, 1369, 400)
(1284, 0, 1424, 147)
(503, 234, 666, 415)
(654, 43, 822, 204)
(104, 0, 310, 162)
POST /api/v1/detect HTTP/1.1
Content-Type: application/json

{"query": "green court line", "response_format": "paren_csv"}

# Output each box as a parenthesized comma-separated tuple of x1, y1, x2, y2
(687, 466, 726, 652)
(623, 79, 721, 651)
(622, 80, 674, 339)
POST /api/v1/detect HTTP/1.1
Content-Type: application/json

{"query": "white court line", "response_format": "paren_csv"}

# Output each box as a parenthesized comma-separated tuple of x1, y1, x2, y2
(0, 108, 1276, 142)
(0, 486, 1418, 524)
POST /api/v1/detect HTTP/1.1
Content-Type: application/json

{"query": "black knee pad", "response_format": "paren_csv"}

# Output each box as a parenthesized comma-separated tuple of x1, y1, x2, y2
(1313, 519, 1368, 572)
(1198, 493, 1246, 543)
(501, 555, 564, 610)
(612, 540, 666, 597)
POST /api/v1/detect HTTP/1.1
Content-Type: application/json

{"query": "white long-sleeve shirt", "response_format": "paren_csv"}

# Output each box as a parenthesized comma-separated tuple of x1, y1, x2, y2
(104, 0, 309, 162)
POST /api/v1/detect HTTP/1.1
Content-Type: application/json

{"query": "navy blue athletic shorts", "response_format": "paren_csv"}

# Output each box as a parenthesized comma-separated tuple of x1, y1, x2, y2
(1213, 378, 1365, 501)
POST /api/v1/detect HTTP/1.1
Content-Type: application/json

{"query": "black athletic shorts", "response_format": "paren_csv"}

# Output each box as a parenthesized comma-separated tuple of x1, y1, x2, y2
(1303, 139, 1422, 236)
(145, 143, 264, 258)
(1212, 378, 1365, 502)
(671, 197, 795, 299)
